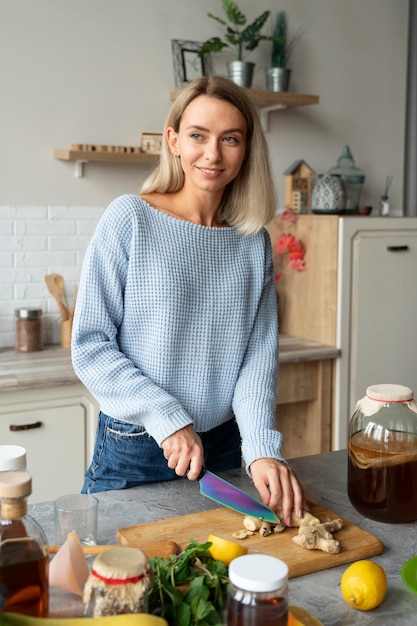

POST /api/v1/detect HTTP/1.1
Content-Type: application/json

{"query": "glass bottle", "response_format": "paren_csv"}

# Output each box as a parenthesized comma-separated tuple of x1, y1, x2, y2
(348, 384, 417, 523)
(0, 472, 49, 616)
(328, 145, 366, 213)
(227, 554, 289, 626)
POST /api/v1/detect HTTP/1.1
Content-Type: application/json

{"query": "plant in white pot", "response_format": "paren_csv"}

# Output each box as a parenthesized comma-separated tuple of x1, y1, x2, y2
(199, 0, 272, 88)
(266, 10, 303, 92)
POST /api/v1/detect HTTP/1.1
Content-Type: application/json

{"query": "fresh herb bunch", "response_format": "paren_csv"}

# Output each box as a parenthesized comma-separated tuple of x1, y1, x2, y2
(148, 540, 229, 626)
(199, 0, 271, 61)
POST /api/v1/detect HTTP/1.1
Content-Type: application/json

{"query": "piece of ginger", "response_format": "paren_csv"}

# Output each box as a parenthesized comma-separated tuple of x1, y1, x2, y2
(278, 510, 321, 527)
(292, 518, 343, 553)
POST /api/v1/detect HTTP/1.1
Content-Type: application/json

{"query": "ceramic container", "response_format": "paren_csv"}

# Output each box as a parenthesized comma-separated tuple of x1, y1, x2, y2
(311, 174, 346, 214)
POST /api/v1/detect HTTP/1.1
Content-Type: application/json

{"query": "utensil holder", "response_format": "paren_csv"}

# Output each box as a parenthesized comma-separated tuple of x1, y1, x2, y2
(61, 319, 72, 348)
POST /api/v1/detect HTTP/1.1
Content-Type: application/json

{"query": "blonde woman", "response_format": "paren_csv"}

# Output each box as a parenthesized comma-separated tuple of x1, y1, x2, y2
(72, 76, 306, 525)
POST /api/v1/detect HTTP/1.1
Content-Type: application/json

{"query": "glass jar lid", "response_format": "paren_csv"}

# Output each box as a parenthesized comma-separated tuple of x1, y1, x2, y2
(91, 547, 152, 582)
(366, 384, 413, 402)
(328, 145, 365, 184)
(15, 308, 43, 319)
(0, 445, 27, 471)
(228, 554, 288, 592)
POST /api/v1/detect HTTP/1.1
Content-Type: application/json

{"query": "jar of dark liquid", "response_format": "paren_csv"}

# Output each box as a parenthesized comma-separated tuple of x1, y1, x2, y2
(227, 554, 289, 626)
(348, 384, 417, 523)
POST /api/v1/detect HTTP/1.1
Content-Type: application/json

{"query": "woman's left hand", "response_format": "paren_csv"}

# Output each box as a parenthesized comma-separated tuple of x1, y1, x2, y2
(250, 458, 307, 526)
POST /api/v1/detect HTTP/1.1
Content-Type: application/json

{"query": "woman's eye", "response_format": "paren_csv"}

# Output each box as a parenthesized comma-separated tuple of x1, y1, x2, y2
(190, 133, 203, 141)
(223, 136, 238, 144)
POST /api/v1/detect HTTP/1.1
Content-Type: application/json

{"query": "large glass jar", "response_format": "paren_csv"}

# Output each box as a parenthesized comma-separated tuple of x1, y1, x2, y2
(348, 384, 417, 523)
(328, 145, 365, 212)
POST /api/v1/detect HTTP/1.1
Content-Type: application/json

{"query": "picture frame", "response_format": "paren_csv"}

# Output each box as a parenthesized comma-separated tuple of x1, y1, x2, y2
(171, 40, 212, 88)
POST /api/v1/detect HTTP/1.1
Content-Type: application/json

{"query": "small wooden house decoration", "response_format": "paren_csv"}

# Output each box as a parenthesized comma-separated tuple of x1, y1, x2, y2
(283, 160, 315, 213)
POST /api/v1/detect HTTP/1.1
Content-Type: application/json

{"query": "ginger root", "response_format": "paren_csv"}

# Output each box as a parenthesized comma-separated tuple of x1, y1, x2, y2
(236, 512, 343, 554)
(292, 518, 343, 553)
(277, 510, 321, 528)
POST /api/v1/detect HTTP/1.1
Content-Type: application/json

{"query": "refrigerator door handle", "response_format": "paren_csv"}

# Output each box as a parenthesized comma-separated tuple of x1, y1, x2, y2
(387, 245, 410, 252)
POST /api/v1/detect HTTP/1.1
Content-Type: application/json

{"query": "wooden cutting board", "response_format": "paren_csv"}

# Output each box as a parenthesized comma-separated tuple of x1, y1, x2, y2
(116, 502, 383, 578)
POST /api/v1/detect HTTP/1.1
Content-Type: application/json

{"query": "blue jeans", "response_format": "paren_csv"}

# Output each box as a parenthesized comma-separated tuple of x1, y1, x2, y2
(81, 412, 242, 494)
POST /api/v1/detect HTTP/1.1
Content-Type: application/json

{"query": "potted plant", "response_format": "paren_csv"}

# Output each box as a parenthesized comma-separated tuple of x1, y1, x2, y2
(199, 0, 272, 88)
(266, 11, 303, 92)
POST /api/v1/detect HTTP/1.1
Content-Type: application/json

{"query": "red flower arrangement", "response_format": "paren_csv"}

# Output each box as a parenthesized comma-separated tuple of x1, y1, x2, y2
(274, 209, 307, 281)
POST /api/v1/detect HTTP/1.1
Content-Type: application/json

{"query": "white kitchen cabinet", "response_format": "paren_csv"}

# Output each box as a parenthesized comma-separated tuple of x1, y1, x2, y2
(268, 215, 417, 450)
(0, 384, 98, 503)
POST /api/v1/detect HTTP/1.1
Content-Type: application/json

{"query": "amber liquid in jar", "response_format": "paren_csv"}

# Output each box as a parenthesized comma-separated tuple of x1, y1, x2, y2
(227, 596, 288, 626)
(348, 431, 417, 523)
(0, 539, 49, 616)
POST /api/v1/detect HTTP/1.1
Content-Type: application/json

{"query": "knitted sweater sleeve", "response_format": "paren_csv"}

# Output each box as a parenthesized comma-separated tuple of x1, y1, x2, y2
(232, 229, 285, 467)
(71, 197, 194, 445)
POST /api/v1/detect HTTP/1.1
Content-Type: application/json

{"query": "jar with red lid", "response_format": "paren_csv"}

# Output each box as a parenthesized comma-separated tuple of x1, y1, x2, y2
(348, 383, 417, 523)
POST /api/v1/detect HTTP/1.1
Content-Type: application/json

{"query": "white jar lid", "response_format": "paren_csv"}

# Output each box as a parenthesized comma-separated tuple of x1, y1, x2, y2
(366, 384, 414, 402)
(228, 554, 288, 592)
(0, 445, 27, 471)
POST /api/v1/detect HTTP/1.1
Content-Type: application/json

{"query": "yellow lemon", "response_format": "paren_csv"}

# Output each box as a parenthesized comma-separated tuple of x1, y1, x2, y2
(341, 560, 387, 611)
(207, 534, 248, 565)
(287, 612, 305, 626)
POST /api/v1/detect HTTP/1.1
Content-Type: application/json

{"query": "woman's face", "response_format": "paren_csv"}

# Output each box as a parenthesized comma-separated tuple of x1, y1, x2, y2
(167, 95, 247, 197)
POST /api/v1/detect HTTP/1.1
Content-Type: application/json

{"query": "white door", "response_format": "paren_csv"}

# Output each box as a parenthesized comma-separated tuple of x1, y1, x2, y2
(349, 229, 417, 413)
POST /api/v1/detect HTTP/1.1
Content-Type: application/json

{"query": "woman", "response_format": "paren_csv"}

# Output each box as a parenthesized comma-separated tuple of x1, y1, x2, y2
(71, 76, 306, 525)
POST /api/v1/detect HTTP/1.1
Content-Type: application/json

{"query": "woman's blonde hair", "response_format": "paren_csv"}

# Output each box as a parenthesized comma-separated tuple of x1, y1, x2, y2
(140, 76, 276, 234)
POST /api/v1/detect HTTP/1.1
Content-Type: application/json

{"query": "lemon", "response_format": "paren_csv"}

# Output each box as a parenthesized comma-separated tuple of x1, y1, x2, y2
(207, 534, 248, 565)
(287, 612, 304, 626)
(341, 560, 387, 611)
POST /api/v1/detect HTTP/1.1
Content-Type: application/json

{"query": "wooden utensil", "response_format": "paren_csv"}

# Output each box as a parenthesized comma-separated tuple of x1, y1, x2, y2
(117, 502, 384, 579)
(45, 273, 69, 321)
(49, 540, 180, 559)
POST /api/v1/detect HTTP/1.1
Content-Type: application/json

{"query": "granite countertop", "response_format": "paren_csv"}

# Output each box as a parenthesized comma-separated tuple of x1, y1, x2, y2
(30, 450, 417, 625)
(0, 335, 340, 392)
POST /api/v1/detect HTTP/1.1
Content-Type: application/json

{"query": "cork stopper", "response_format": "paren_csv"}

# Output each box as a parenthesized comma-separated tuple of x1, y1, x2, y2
(366, 384, 414, 402)
(92, 547, 151, 580)
(0, 471, 32, 498)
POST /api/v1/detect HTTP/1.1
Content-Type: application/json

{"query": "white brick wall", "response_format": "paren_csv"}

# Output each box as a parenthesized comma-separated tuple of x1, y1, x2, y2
(0, 205, 105, 349)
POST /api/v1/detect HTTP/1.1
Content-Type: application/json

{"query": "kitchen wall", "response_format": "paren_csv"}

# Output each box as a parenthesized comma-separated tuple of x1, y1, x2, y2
(0, 0, 410, 348)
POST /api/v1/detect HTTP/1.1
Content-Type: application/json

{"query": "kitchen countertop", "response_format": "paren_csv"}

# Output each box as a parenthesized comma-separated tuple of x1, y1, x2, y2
(29, 449, 417, 625)
(0, 335, 340, 392)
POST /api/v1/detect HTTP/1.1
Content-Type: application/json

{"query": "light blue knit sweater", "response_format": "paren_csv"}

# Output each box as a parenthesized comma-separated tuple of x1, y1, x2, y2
(71, 194, 284, 468)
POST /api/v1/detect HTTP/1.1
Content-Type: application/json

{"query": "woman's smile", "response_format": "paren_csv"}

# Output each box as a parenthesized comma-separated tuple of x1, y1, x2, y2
(167, 95, 247, 196)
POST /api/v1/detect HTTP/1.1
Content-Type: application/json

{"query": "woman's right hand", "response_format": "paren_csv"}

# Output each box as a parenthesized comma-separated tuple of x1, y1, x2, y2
(161, 424, 204, 480)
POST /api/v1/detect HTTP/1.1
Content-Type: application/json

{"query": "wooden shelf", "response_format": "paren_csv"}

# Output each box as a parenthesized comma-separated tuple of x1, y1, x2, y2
(54, 88, 319, 178)
(170, 88, 319, 130)
(53, 148, 159, 177)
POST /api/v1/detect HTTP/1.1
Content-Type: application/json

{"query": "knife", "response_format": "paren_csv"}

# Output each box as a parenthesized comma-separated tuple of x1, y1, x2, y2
(197, 469, 279, 524)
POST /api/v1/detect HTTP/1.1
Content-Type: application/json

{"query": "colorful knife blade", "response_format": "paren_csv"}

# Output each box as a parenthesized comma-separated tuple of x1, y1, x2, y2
(198, 469, 279, 523)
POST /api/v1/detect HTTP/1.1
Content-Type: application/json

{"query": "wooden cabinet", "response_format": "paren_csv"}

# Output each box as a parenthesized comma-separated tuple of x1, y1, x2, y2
(0, 384, 98, 503)
(268, 215, 417, 450)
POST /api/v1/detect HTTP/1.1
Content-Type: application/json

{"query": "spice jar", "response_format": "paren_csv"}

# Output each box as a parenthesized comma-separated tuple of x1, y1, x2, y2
(348, 384, 417, 523)
(0, 472, 49, 616)
(227, 554, 289, 626)
(83, 546, 153, 616)
(15, 308, 43, 352)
